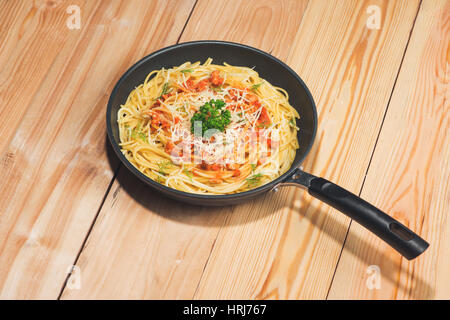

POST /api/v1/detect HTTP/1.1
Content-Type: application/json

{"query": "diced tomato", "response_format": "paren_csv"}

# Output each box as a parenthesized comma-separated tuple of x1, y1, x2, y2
(246, 93, 261, 108)
(151, 114, 160, 127)
(226, 164, 240, 177)
(257, 107, 271, 126)
(198, 162, 223, 172)
(247, 93, 258, 104)
(195, 80, 209, 92)
(150, 100, 161, 108)
(185, 78, 196, 90)
(210, 70, 224, 86)
(226, 88, 239, 101)
(227, 103, 242, 111)
(200, 161, 209, 170)
(210, 178, 222, 184)
(174, 117, 180, 124)
(165, 141, 174, 154)
(183, 77, 211, 92)
(159, 120, 170, 133)
(210, 164, 222, 171)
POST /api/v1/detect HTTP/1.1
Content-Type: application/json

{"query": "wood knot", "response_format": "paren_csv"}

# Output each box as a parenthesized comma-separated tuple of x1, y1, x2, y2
(2, 151, 15, 168)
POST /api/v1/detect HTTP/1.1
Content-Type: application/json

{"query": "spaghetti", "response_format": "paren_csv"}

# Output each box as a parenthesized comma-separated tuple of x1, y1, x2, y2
(118, 59, 299, 194)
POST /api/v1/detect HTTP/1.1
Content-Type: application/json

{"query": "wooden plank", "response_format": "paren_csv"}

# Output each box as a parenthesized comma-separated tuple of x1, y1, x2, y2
(60, 0, 309, 299)
(328, 0, 449, 299)
(0, 0, 95, 156)
(179, 0, 308, 60)
(193, 0, 422, 299)
(0, 0, 195, 299)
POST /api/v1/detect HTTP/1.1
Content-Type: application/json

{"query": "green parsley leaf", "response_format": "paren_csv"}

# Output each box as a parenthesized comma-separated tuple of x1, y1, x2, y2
(161, 82, 170, 95)
(246, 173, 263, 187)
(190, 99, 231, 136)
(250, 82, 263, 91)
(155, 83, 170, 100)
(131, 123, 148, 143)
(289, 118, 299, 130)
(156, 160, 172, 175)
(180, 69, 193, 73)
(183, 169, 193, 182)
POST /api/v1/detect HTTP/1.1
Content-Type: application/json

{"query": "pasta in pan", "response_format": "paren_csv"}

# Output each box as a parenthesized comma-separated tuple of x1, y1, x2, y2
(118, 58, 299, 194)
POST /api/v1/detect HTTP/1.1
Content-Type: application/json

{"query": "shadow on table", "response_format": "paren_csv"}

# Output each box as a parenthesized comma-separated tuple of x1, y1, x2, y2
(105, 135, 434, 299)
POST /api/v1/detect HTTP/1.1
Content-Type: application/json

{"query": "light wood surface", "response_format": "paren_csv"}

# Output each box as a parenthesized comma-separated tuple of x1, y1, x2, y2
(0, 0, 196, 299)
(193, 0, 423, 299)
(0, 0, 448, 299)
(328, 0, 449, 299)
(61, 0, 310, 300)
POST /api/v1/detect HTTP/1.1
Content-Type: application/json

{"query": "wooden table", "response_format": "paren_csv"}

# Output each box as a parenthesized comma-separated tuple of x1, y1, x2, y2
(0, 0, 448, 300)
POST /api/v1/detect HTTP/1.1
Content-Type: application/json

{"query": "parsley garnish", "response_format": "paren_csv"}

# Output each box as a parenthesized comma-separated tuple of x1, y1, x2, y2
(183, 169, 193, 182)
(156, 160, 172, 175)
(181, 69, 193, 73)
(246, 173, 263, 187)
(190, 99, 231, 136)
(250, 82, 263, 91)
(161, 83, 170, 95)
(156, 82, 170, 100)
(289, 118, 299, 129)
(131, 123, 148, 143)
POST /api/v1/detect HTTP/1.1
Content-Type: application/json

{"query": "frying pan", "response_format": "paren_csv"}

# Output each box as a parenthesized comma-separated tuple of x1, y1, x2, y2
(106, 40, 429, 260)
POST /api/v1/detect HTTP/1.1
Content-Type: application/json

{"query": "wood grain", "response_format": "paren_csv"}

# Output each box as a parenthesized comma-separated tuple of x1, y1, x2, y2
(1, 0, 447, 300)
(180, 0, 309, 61)
(192, 0, 423, 299)
(61, 0, 309, 299)
(328, 0, 449, 299)
(0, 0, 95, 156)
(0, 0, 195, 299)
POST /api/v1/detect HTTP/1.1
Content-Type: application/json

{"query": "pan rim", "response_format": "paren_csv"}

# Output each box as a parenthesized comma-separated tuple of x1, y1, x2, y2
(106, 40, 317, 200)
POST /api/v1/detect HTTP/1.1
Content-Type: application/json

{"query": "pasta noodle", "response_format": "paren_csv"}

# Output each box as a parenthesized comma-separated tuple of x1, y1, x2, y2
(118, 59, 299, 194)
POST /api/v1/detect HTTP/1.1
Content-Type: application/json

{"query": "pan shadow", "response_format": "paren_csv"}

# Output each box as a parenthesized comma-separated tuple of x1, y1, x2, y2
(105, 135, 434, 299)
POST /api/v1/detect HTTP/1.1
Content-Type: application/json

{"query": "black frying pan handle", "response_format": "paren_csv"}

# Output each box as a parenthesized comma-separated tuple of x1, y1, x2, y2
(284, 171, 429, 260)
